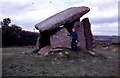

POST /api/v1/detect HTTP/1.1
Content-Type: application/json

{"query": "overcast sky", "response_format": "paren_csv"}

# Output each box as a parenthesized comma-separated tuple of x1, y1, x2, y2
(0, 0, 119, 35)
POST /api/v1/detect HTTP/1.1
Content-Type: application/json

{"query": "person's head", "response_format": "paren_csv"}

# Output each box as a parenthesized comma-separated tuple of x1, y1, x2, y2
(72, 28, 75, 32)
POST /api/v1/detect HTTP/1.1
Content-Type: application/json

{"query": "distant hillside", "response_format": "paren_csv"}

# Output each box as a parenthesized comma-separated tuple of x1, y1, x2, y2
(93, 35, 120, 44)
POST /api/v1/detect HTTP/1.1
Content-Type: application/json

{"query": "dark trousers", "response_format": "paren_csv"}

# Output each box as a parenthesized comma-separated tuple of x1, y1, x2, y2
(71, 39, 77, 51)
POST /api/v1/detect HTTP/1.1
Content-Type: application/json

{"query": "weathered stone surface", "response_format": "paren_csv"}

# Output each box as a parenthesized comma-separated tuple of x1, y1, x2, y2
(50, 28, 71, 49)
(82, 18, 93, 50)
(73, 21, 86, 50)
(35, 6, 90, 32)
(38, 45, 51, 56)
(36, 36, 40, 49)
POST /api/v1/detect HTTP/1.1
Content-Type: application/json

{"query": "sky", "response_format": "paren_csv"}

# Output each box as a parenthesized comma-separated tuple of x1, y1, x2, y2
(0, 0, 119, 36)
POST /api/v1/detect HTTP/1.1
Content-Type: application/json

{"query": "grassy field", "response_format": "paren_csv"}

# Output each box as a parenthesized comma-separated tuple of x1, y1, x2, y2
(2, 45, 119, 76)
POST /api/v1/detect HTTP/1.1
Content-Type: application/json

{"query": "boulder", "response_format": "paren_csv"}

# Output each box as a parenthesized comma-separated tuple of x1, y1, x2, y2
(35, 6, 90, 32)
(81, 18, 93, 50)
(38, 45, 51, 56)
(73, 21, 86, 50)
(50, 27, 71, 49)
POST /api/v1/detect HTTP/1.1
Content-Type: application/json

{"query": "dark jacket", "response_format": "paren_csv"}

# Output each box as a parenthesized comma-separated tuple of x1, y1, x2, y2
(71, 32, 78, 40)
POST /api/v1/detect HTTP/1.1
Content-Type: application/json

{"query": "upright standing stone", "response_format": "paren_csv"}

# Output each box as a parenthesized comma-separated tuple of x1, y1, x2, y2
(39, 31, 50, 49)
(36, 36, 40, 49)
(82, 18, 93, 50)
(73, 21, 86, 50)
(50, 28, 71, 49)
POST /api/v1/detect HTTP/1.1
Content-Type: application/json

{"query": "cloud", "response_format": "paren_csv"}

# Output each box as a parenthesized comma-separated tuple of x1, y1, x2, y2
(90, 15, 118, 24)
(0, 1, 32, 15)
(91, 22, 118, 35)
(0, 0, 119, 35)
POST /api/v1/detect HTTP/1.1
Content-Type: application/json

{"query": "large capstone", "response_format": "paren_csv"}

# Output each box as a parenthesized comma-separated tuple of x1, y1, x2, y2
(35, 6, 90, 32)
(73, 21, 86, 50)
(82, 18, 93, 50)
(50, 28, 71, 49)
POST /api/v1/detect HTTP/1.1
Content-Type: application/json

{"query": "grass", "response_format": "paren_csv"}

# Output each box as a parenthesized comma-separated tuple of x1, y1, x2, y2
(2, 45, 119, 76)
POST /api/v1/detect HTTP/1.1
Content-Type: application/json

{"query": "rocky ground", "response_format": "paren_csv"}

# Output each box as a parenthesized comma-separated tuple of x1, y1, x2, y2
(2, 44, 119, 76)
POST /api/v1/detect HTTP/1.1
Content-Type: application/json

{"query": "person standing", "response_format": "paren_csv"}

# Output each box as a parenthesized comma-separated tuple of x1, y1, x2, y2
(67, 28, 78, 51)
(71, 28, 78, 51)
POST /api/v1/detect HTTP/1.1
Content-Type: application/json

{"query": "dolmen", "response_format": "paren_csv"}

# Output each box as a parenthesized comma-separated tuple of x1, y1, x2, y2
(35, 6, 93, 54)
